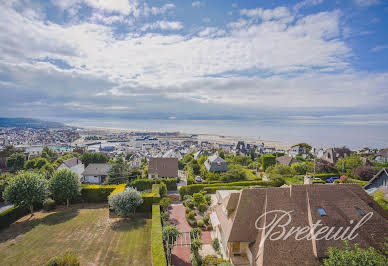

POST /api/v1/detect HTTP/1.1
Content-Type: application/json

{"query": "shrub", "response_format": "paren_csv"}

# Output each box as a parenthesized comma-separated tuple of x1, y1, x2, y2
(161, 210, 169, 223)
(50, 169, 81, 207)
(159, 197, 172, 211)
(185, 207, 191, 214)
(312, 180, 326, 184)
(43, 198, 56, 211)
(46, 252, 79, 266)
(183, 195, 192, 201)
(262, 154, 276, 171)
(0, 206, 29, 230)
(108, 187, 143, 217)
(198, 203, 207, 213)
(204, 194, 211, 205)
(187, 176, 195, 185)
(197, 219, 205, 227)
(159, 182, 167, 197)
(193, 193, 205, 207)
(190, 228, 202, 240)
(152, 205, 167, 266)
(184, 199, 194, 209)
(203, 215, 209, 224)
(187, 218, 197, 227)
(211, 238, 220, 253)
(186, 211, 195, 219)
(202, 255, 229, 266)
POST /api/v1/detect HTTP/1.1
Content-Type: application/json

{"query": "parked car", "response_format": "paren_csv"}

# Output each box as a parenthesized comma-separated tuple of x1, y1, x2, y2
(326, 176, 339, 183)
(312, 177, 322, 181)
(195, 176, 203, 183)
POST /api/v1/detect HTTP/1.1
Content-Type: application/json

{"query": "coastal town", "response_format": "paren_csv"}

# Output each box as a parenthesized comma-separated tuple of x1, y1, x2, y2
(0, 122, 387, 265)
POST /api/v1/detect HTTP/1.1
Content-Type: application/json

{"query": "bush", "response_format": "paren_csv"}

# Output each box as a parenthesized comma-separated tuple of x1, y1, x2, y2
(202, 255, 229, 266)
(159, 182, 167, 197)
(262, 154, 276, 171)
(312, 180, 325, 184)
(185, 207, 191, 214)
(184, 199, 194, 209)
(46, 252, 79, 266)
(0, 206, 29, 230)
(159, 197, 171, 211)
(187, 218, 197, 227)
(108, 187, 143, 217)
(204, 194, 211, 204)
(183, 195, 192, 201)
(203, 215, 209, 224)
(43, 198, 56, 211)
(193, 192, 205, 207)
(161, 210, 169, 223)
(352, 166, 377, 181)
(211, 238, 220, 253)
(198, 203, 208, 213)
(151, 205, 167, 266)
(190, 228, 202, 240)
(197, 219, 204, 227)
(186, 211, 195, 219)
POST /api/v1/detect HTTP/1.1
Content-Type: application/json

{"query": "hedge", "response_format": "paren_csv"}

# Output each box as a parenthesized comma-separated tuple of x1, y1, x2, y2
(179, 180, 275, 197)
(137, 184, 162, 212)
(81, 184, 126, 202)
(151, 204, 167, 266)
(294, 173, 338, 180)
(0, 206, 29, 230)
(130, 178, 177, 191)
(312, 180, 326, 184)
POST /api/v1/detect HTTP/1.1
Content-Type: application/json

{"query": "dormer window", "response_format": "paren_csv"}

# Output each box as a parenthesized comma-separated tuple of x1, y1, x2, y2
(355, 207, 364, 216)
(317, 207, 327, 216)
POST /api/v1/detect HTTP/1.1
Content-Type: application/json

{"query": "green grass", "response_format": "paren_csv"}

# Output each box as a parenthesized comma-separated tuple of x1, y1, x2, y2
(0, 204, 152, 266)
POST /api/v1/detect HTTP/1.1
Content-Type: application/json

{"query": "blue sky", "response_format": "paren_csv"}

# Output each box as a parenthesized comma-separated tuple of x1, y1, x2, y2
(0, 0, 387, 145)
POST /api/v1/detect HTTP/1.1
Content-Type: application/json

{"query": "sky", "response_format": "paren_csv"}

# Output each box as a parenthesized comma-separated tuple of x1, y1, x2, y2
(0, 0, 387, 147)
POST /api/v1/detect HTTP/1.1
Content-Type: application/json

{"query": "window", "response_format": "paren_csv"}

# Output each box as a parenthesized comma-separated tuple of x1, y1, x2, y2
(355, 207, 364, 216)
(317, 207, 327, 216)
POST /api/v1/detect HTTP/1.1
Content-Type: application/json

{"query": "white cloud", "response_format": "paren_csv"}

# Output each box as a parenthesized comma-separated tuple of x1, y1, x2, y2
(83, 0, 137, 15)
(293, 0, 324, 11)
(371, 45, 388, 52)
(240, 6, 292, 22)
(354, 0, 380, 7)
(192, 1, 203, 8)
(141, 20, 183, 31)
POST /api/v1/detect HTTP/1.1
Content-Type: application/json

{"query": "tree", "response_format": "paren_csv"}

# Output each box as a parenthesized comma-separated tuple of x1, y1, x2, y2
(6, 153, 25, 172)
(128, 167, 142, 181)
(218, 149, 225, 159)
(221, 164, 246, 182)
(108, 187, 143, 217)
(292, 143, 312, 154)
(266, 164, 295, 177)
(335, 154, 363, 176)
(49, 169, 81, 207)
(80, 152, 109, 167)
(41, 146, 57, 161)
(262, 154, 276, 171)
(0, 145, 24, 158)
(163, 225, 181, 265)
(352, 166, 377, 181)
(3, 172, 48, 214)
(159, 182, 167, 197)
(315, 158, 337, 173)
(0, 173, 13, 200)
(291, 162, 314, 175)
(105, 158, 130, 184)
(323, 242, 387, 266)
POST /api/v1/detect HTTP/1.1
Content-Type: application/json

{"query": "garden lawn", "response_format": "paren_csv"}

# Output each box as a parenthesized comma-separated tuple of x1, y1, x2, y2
(0, 203, 152, 266)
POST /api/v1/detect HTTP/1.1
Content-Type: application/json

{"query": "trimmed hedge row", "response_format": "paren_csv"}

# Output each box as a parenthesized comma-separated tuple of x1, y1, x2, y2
(81, 184, 119, 202)
(151, 204, 167, 266)
(203, 186, 244, 194)
(0, 206, 29, 230)
(179, 180, 275, 196)
(137, 184, 161, 212)
(130, 178, 177, 191)
(108, 184, 126, 198)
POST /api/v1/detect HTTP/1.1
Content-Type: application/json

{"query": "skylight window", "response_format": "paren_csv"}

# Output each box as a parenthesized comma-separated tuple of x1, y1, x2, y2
(317, 207, 327, 216)
(355, 207, 364, 216)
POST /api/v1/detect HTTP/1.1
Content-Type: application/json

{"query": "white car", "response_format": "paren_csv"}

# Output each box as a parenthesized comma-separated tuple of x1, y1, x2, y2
(195, 176, 203, 183)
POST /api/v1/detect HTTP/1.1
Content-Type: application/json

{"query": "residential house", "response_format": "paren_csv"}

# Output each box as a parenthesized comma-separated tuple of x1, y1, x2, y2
(289, 145, 306, 157)
(163, 149, 183, 160)
(81, 163, 110, 184)
(211, 184, 388, 266)
(148, 157, 178, 179)
(375, 148, 388, 163)
(275, 155, 298, 166)
(58, 157, 84, 178)
(322, 147, 352, 164)
(364, 167, 388, 196)
(204, 154, 229, 172)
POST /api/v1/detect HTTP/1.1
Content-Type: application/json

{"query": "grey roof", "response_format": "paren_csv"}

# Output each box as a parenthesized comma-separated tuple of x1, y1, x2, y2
(276, 155, 297, 166)
(204, 154, 229, 172)
(82, 163, 110, 176)
(364, 167, 388, 189)
(377, 148, 388, 157)
(62, 157, 81, 168)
